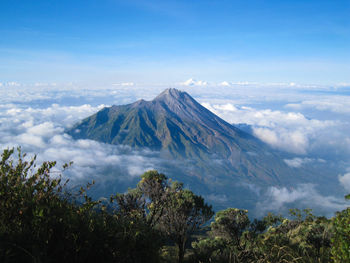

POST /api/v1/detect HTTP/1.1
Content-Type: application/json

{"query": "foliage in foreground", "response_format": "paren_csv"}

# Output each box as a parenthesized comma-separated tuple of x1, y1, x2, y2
(0, 148, 160, 263)
(331, 194, 350, 262)
(1, 148, 350, 263)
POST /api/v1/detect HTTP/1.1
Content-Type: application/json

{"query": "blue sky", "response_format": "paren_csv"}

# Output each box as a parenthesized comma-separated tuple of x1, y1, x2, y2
(0, 0, 349, 85)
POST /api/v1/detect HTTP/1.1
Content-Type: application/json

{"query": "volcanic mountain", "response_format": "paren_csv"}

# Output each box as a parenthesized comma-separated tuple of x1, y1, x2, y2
(68, 88, 298, 189)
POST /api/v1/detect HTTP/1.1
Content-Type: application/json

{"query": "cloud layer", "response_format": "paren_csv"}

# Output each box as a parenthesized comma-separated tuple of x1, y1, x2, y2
(1, 82, 349, 216)
(257, 184, 348, 217)
(0, 103, 167, 187)
(201, 102, 349, 158)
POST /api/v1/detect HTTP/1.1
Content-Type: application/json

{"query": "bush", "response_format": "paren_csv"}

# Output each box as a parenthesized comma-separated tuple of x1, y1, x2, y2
(0, 148, 161, 263)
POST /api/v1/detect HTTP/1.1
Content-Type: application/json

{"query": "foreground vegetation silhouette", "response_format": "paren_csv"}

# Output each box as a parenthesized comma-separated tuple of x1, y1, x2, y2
(0, 148, 349, 262)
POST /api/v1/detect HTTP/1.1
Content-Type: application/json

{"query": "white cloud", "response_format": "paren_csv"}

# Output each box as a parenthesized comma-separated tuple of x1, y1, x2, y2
(50, 134, 71, 146)
(257, 184, 348, 216)
(286, 98, 350, 114)
(1, 84, 345, 157)
(113, 82, 135, 87)
(254, 128, 308, 154)
(283, 157, 319, 168)
(6, 108, 22, 116)
(32, 82, 57, 87)
(181, 78, 208, 87)
(219, 81, 231, 87)
(231, 81, 252, 85)
(6, 81, 21, 87)
(0, 103, 180, 187)
(27, 122, 64, 138)
(337, 83, 350, 87)
(201, 102, 337, 155)
(214, 103, 238, 112)
(339, 173, 350, 192)
(16, 133, 46, 148)
(34, 82, 48, 87)
(202, 103, 332, 128)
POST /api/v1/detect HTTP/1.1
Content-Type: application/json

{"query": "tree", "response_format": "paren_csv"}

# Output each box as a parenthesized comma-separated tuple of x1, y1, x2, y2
(0, 147, 74, 262)
(191, 237, 225, 263)
(136, 170, 169, 227)
(0, 148, 162, 263)
(114, 170, 170, 227)
(160, 181, 214, 263)
(257, 209, 332, 263)
(210, 208, 250, 263)
(116, 170, 214, 263)
(331, 194, 350, 262)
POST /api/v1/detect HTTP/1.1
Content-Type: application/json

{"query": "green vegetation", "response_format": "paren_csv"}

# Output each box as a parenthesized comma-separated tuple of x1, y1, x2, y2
(0, 148, 161, 263)
(331, 194, 350, 262)
(0, 148, 349, 262)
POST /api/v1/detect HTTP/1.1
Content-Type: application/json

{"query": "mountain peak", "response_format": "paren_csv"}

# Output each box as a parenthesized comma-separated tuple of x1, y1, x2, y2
(68, 88, 297, 192)
(67, 88, 305, 214)
(154, 88, 186, 101)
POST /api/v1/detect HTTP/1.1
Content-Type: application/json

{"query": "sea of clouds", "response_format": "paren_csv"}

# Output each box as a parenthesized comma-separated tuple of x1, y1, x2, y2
(1, 80, 349, 216)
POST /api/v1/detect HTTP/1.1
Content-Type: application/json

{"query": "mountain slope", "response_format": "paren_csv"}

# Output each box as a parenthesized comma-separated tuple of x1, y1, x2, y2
(68, 88, 298, 187)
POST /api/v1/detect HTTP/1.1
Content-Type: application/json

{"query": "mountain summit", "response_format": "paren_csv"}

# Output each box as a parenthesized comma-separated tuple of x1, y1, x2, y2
(68, 88, 296, 187)
(68, 88, 257, 162)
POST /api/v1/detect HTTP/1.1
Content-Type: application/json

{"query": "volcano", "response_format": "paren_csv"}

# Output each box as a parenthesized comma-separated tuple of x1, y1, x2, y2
(68, 88, 305, 211)
(68, 88, 297, 184)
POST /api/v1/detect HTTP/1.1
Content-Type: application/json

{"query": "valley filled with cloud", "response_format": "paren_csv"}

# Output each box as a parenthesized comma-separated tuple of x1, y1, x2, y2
(1, 81, 349, 216)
